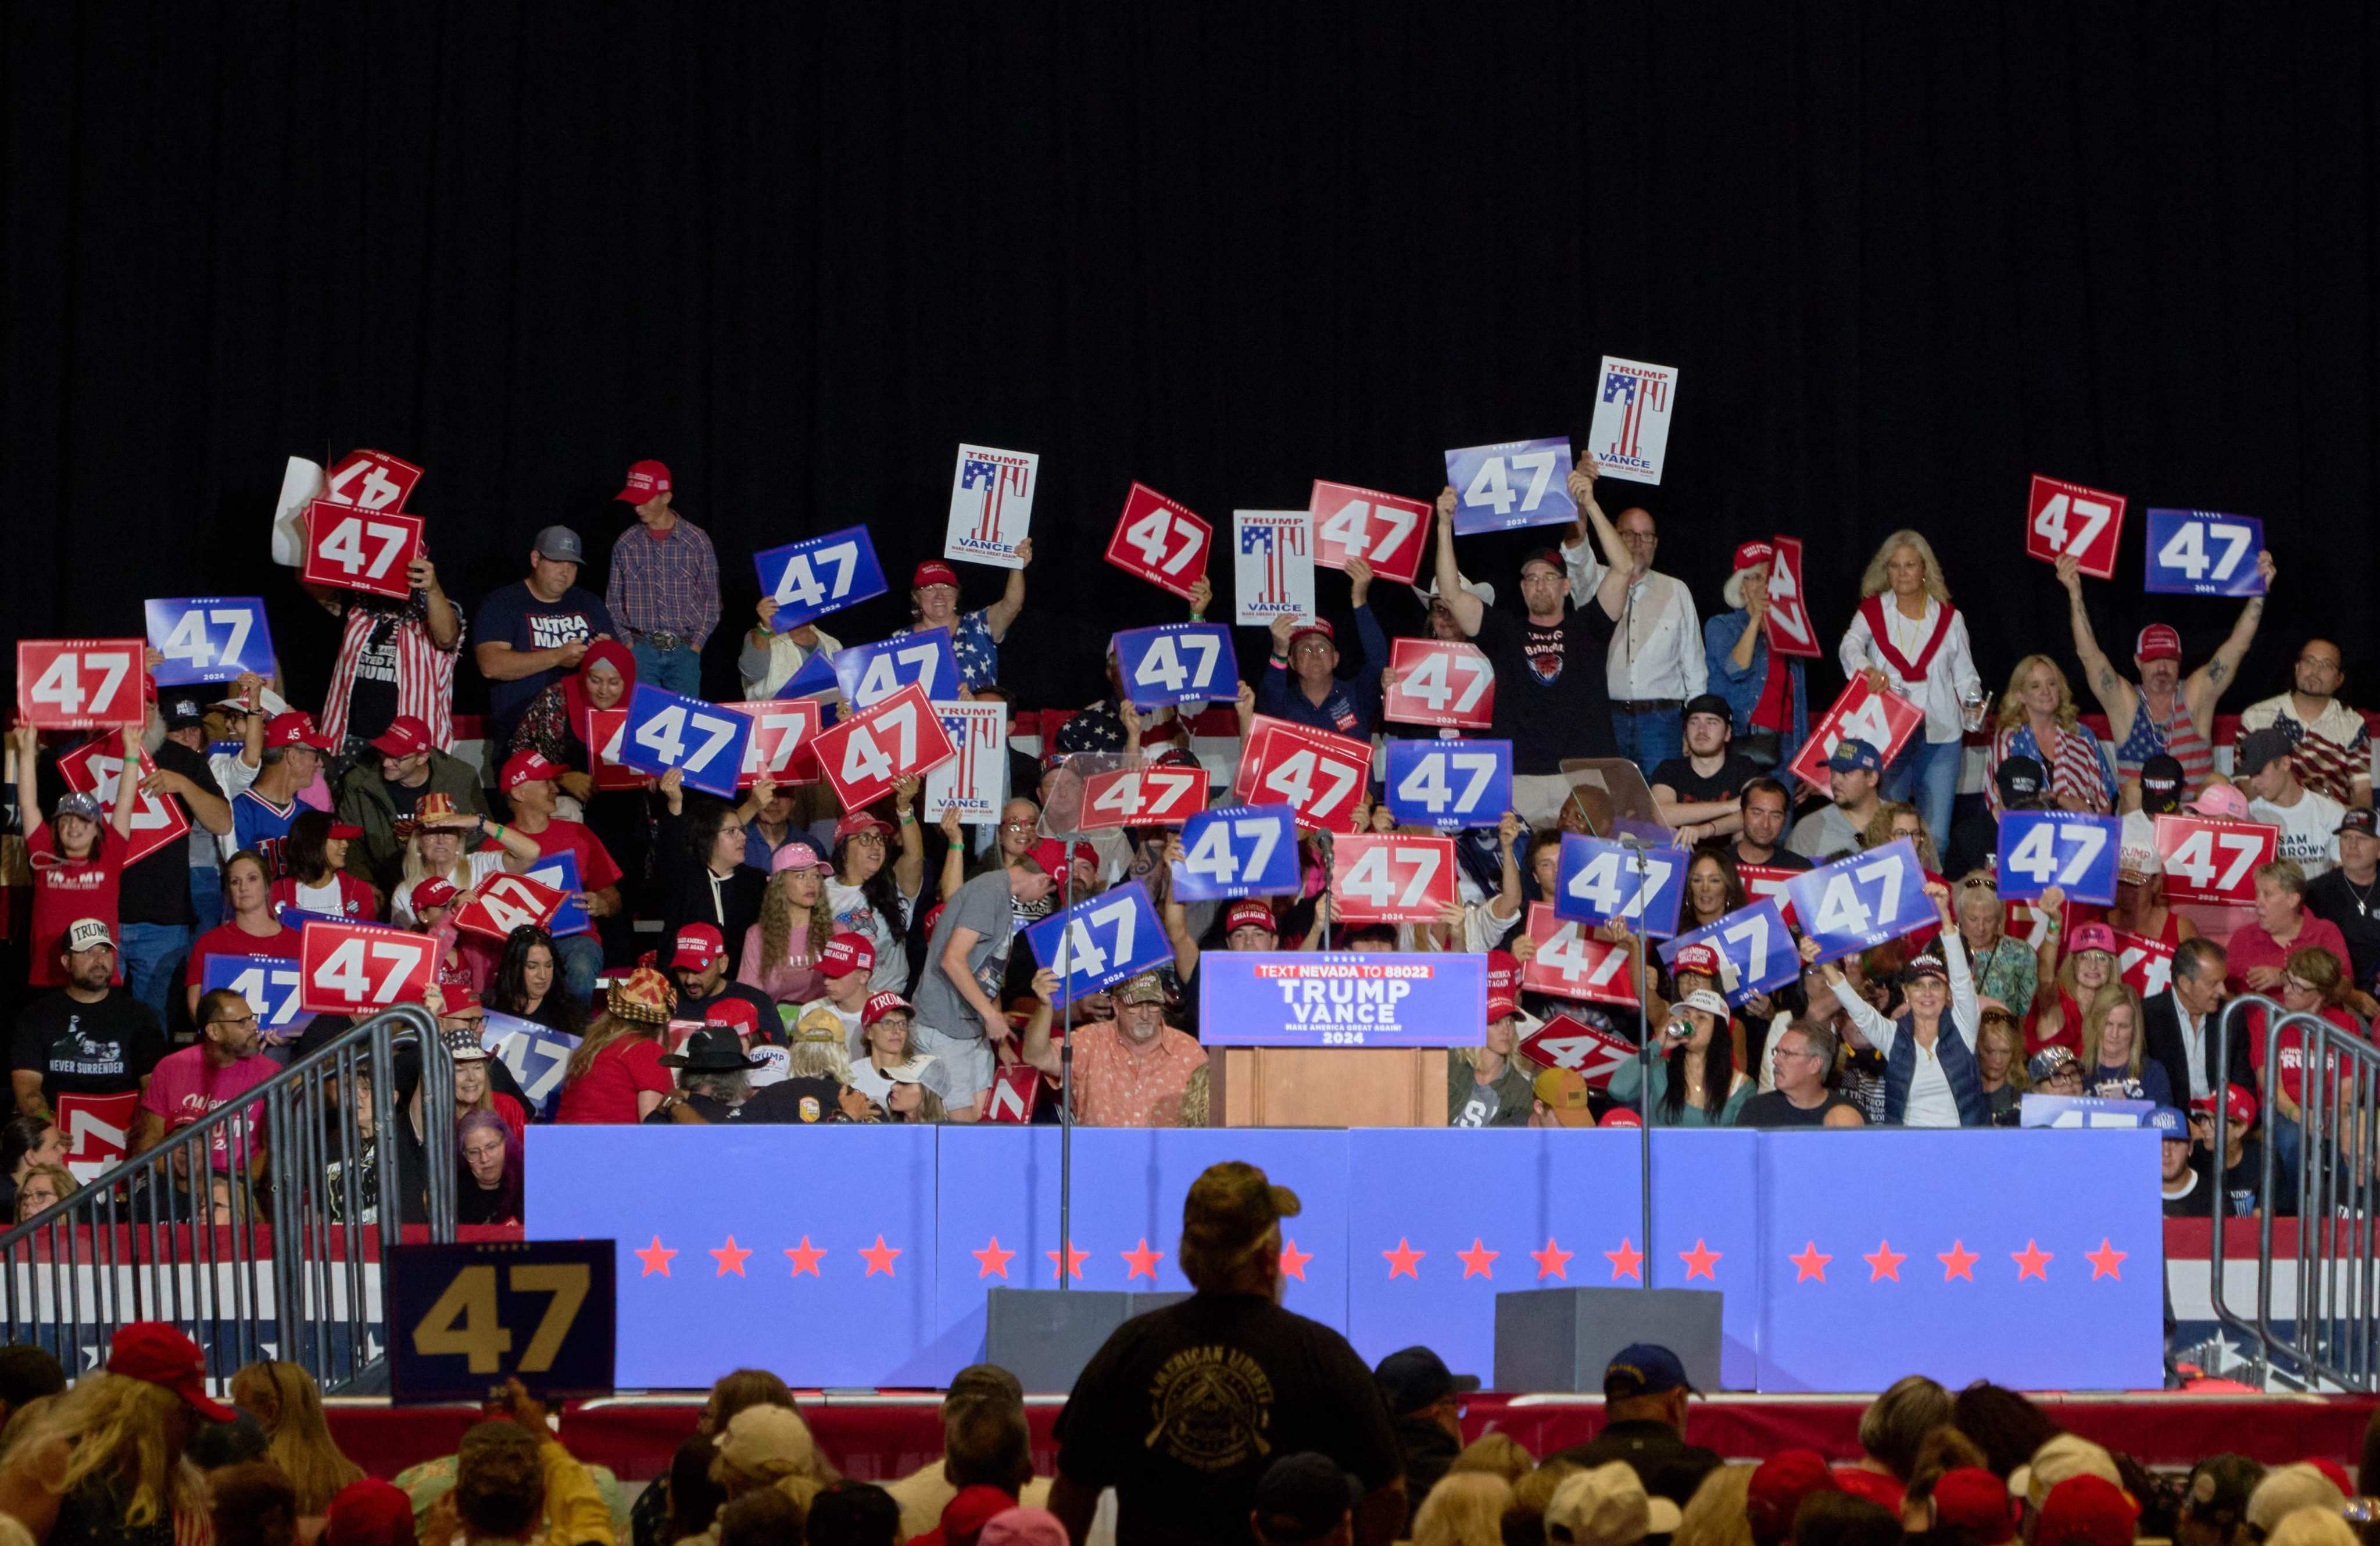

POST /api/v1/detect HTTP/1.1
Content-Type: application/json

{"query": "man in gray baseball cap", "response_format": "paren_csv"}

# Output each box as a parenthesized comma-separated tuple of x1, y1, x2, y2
(472, 525, 619, 750)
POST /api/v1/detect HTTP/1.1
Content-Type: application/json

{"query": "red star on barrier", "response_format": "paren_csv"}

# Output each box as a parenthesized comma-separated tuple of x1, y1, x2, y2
(1383, 1238, 1426, 1279)
(1456, 1238, 1499, 1279)
(1863, 1240, 1906, 1282)
(1046, 1241, 1090, 1282)
(1530, 1237, 1574, 1280)
(633, 1236, 677, 1278)
(972, 1237, 1016, 1279)
(710, 1236, 752, 1277)
(2011, 1239, 2053, 1282)
(1678, 1239, 1721, 1281)
(1790, 1241, 1832, 1283)
(1279, 1239, 1314, 1282)
(858, 1235, 902, 1277)
(1121, 1238, 1165, 1281)
(1605, 1237, 1644, 1282)
(782, 1237, 826, 1277)
(1938, 1240, 1979, 1282)
(2085, 1239, 2127, 1280)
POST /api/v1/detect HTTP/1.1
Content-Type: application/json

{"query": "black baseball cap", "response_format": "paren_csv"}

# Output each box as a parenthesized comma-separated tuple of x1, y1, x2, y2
(1372, 1345, 1479, 1416)
(1252, 1453, 1360, 1544)
(2138, 754, 2186, 816)
(2338, 807, 2378, 838)
(162, 695, 208, 732)
(1684, 693, 1734, 728)
(2235, 726, 2291, 779)
(1995, 754, 2045, 810)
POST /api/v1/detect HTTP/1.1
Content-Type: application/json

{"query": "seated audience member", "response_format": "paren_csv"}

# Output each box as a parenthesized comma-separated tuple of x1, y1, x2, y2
(801, 1480, 902, 1546)
(710, 1402, 838, 1515)
(1446, 1436, 1534, 1487)
(1450, 985, 1534, 1127)
(554, 968, 677, 1124)
(2154, 1107, 2205, 1216)
(1669, 1463, 1752, 1546)
(486, 926, 588, 1037)
(392, 1381, 613, 1546)
(11, 1164, 76, 1223)
(2227, 860, 2352, 996)
(2143, 937, 2254, 1111)
(714, 1489, 804, 1546)
(1248, 1451, 1361, 1546)
(2172, 1455, 2262, 1546)
(791, 934, 878, 1054)
(656, 775, 767, 977)
(1788, 1492, 1902, 1546)
(845, 993, 955, 1114)
(2246, 946, 2367, 1199)
(2238, 727, 2345, 881)
(454, 1111, 524, 1226)
(1678, 850, 1747, 935)
(739, 843, 837, 1006)
(209, 1462, 299, 1546)
(0, 1344, 65, 1438)
(2245, 1466, 2348, 1544)
(1988, 657, 2116, 818)
(885, 1366, 1053, 1541)
(1545, 1462, 1681, 1546)
(1730, 776, 1810, 874)
(1654, 695, 1761, 843)
(650, 1026, 764, 1125)
(1975, 1009, 2028, 1123)
(1609, 990, 1750, 1127)
(1951, 876, 2036, 1018)
(626, 1370, 800, 1546)
(493, 751, 627, 989)
(824, 797, 927, 994)
(1409, 1473, 1512, 1546)
(0, 1117, 65, 1221)
(2079, 991, 2168, 1106)
(228, 1360, 363, 1516)
(1018, 970, 1205, 1128)
(906, 1397, 1035, 1546)
(2028, 1046, 2084, 1100)
(667, 924, 776, 1029)
(738, 597, 843, 699)
(1735, 1022, 1863, 1128)
(2033, 1476, 2138, 1546)
(184, 852, 300, 1024)
(390, 797, 542, 926)
(1745, 1452, 1839, 1546)
(2026, 920, 2123, 1058)
(337, 715, 490, 893)
(1831, 1375, 1952, 1512)
(505, 641, 635, 800)
(2304, 807, 2380, 991)
(1948, 1385, 2064, 1484)
(322, 1477, 418, 1546)
(1788, 742, 1882, 861)
(1544, 1345, 1720, 1510)
(2190, 1084, 2266, 1218)
(267, 810, 380, 922)
(1373, 1347, 1474, 1530)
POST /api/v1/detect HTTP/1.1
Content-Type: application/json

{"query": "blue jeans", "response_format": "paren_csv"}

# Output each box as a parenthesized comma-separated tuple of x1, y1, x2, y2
(1884, 735, 1962, 850)
(631, 641, 702, 697)
(1613, 707, 1683, 781)
(552, 931, 604, 1004)
(2270, 1110, 2304, 1214)
(118, 922, 192, 1023)
(188, 866, 223, 930)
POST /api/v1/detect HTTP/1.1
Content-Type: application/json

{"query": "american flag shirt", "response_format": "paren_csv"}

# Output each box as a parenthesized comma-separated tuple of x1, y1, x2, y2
(893, 609, 1001, 692)
(2238, 692, 2372, 807)
(606, 518, 721, 643)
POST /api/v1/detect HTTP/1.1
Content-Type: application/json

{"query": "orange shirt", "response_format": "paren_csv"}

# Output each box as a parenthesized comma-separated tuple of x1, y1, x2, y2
(1069, 1023, 1208, 1128)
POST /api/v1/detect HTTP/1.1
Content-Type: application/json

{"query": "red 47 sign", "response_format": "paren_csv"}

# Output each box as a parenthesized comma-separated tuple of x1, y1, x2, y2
(1104, 482, 1212, 600)
(297, 921, 435, 1014)
(1737, 865, 1800, 929)
(1080, 763, 1209, 830)
(17, 640, 146, 730)
(1785, 679, 1925, 796)
(2025, 475, 2127, 580)
(450, 872, 569, 942)
(2113, 929, 2177, 1000)
(302, 502, 423, 600)
(1382, 638, 1496, 730)
(2154, 815, 2276, 906)
(320, 448, 423, 514)
(811, 682, 957, 810)
(722, 700, 821, 788)
(1518, 1013, 1637, 1089)
(584, 709, 645, 791)
(1763, 535, 1822, 660)
(1520, 902, 1637, 1005)
(1332, 833, 1455, 924)
(1236, 718, 1370, 833)
(53, 738, 191, 866)
(1310, 481, 1432, 585)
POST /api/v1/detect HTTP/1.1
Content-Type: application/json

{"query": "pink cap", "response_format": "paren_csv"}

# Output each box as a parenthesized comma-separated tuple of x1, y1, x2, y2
(834, 812, 897, 842)
(771, 841, 831, 874)
(2068, 921, 2118, 956)
(2135, 624, 2182, 663)
(616, 459, 672, 504)
(2190, 783, 2250, 820)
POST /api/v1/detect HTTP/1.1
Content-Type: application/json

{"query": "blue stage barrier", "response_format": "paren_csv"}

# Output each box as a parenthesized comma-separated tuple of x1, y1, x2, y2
(525, 1127, 2164, 1392)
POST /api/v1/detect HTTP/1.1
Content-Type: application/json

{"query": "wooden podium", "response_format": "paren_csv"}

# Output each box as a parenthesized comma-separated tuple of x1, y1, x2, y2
(1207, 1047, 1447, 1127)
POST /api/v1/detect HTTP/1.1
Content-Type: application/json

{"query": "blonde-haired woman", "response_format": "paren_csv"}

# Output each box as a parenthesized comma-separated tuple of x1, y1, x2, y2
(736, 846, 837, 1005)
(1987, 654, 2115, 816)
(1674, 1463, 1755, 1546)
(0, 1322, 222, 1544)
(229, 1361, 363, 1515)
(389, 797, 541, 928)
(2080, 987, 2168, 1105)
(1977, 1008, 2029, 1125)
(1838, 529, 1981, 844)
(1409, 1471, 1512, 1546)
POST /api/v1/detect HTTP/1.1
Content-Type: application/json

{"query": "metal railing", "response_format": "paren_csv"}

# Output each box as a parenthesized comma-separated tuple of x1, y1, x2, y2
(2209, 993, 2380, 1391)
(0, 1004, 450, 1392)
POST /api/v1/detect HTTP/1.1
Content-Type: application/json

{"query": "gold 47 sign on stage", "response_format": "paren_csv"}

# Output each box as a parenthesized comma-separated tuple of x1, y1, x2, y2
(390, 1240, 615, 1405)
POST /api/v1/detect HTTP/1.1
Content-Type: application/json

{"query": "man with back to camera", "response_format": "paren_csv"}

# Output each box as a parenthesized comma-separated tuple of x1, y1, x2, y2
(1429, 460, 1631, 826)
(1371, 1347, 1474, 1533)
(1787, 740, 1882, 861)
(606, 459, 718, 696)
(1048, 1161, 1405, 1546)
(1542, 1344, 1722, 1511)
(473, 525, 617, 753)
(2237, 636, 2370, 809)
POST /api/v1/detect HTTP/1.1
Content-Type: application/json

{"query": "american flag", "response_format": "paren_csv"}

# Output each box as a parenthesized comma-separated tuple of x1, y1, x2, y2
(1602, 371, 1667, 459)
(1240, 521, 1304, 604)
(960, 457, 1030, 543)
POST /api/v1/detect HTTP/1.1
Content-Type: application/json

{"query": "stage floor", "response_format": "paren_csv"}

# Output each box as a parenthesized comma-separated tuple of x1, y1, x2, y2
(325, 1389, 2379, 1481)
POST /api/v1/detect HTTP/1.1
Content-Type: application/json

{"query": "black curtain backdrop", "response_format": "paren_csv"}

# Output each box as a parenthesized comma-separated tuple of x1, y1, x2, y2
(5, 6, 2377, 726)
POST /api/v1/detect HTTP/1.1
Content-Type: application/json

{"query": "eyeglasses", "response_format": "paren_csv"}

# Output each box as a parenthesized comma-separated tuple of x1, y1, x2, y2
(1776, 1046, 1824, 1061)
(2282, 978, 2317, 996)
(206, 1011, 259, 1029)
(1000, 819, 1037, 830)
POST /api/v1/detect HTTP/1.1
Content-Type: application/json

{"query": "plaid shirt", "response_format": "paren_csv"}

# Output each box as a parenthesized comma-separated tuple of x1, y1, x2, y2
(606, 518, 721, 643)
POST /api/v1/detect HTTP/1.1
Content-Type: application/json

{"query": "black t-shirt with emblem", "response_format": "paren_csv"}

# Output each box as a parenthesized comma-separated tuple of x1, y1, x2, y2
(1474, 604, 1618, 774)
(10, 989, 167, 1104)
(1053, 1291, 1402, 1546)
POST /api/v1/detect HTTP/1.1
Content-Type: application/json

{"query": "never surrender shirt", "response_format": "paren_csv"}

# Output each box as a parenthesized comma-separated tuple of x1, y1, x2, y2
(1474, 604, 1618, 774)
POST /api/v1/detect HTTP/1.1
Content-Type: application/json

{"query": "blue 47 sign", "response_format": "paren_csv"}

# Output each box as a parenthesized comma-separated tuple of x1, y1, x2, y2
(1025, 881, 1169, 999)
(1552, 834, 1687, 938)
(201, 953, 310, 1038)
(832, 634, 957, 708)
(521, 851, 590, 937)
(1659, 899, 1796, 1006)
(2143, 510, 2266, 597)
(1112, 622, 1237, 708)
(146, 597, 275, 686)
(1384, 739, 1511, 831)
(1170, 803, 1301, 901)
(1785, 838, 1932, 963)
(754, 526, 888, 630)
(617, 685, 753, 799)
(1996, 812, 2121, 906)
(1442, 437, 1575, 535)
(481, 1012, 581, 1118)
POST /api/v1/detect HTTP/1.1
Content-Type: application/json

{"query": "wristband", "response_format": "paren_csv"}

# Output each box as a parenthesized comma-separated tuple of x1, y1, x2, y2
(1268, 652, 1289, 668)
(898, 812, 916, 825)
(1188, 611, 1205, 622)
